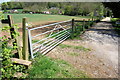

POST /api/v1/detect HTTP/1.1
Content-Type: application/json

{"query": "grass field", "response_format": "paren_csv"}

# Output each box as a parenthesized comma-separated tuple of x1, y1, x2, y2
(3, 13, 95, 24)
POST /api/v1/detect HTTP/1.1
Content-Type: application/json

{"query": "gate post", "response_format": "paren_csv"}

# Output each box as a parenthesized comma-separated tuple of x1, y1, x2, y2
(92, 17, 93, 22)
(88, 19, 90, 28)
(71, 19, 74, 39)
(22, 17, 29, 60)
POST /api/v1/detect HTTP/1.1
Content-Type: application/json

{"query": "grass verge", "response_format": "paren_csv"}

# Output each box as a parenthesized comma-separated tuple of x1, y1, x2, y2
(59, 44, 90, 52)
(27, 55, 88, 78)
(66, 52, 80, 56)
(111, 18, 120, 22)
(111, 18, 120, 35)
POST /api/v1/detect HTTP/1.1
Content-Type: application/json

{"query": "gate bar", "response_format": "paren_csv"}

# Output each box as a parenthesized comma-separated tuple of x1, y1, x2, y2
(42, 34, 70, 55)
(32, 28, 71, 50)
(41, 34, 70, 53)
(28, 29, 34, 59)
(32, 27, 71, 46)
(29, 20, 71, 31)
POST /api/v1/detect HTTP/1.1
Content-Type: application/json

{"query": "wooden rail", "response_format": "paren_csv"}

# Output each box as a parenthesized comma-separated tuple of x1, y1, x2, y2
(11, 58, 32, 66)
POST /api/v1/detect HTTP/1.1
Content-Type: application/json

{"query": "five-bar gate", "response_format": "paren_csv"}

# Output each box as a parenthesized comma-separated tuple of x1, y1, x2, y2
(27, 20, 72, 59)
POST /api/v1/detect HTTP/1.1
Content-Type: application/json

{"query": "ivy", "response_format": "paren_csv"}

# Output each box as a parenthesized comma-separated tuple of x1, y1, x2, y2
(0, 14, 25, 79)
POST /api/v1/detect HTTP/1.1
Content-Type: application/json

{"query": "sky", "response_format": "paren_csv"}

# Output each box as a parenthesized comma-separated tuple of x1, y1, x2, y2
(0, 0, 11, 3)
(0, 0, 119, 3)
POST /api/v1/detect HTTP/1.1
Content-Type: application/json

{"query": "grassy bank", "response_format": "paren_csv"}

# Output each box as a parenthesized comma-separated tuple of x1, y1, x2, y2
(27, 55, 88, 78)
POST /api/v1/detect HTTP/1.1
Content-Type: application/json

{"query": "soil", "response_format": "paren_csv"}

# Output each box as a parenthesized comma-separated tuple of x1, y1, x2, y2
(46, 17, 119, 78)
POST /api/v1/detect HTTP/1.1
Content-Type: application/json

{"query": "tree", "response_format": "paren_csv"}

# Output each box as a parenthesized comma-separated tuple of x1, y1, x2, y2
(1, 2, 8, 12)
(2, 2, 104, 16)
(102, 2, 120, 18)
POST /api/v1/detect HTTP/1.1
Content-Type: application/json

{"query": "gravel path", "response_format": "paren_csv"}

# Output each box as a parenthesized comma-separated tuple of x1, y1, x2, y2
(83, 22, 119, 68)
(82, 20, 119, 76)
(47, 17, 119, 78)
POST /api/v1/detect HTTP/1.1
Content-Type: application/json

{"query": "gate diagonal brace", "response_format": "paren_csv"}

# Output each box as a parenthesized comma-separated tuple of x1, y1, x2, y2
(48, 24, 70, 37)
(49, 24, 63, 36)
(58, 24, 70, 34)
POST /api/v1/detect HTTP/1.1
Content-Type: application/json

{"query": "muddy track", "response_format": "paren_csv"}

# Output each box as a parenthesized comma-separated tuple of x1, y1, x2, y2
(46, 18, 119, 78)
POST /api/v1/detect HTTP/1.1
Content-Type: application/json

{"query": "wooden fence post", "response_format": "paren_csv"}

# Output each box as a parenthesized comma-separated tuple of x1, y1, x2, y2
(88, 19, 90, 28)
(83, 19, 85, 31)
(92, 17, 93, 22)
(22, 17, 29, 60)
(8, 15, 15, 42)
(7, 15, 22, 59)
(71, 19, 74, 39)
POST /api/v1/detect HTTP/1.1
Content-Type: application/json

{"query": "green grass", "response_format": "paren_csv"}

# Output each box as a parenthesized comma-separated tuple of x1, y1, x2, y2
(27, 55, 88, 78)
(111, 18, 120, 22)
(74, 46, 91, 51)
(16, 9, 24, 12)
(32, 39, 44, 44)
(111, 18, 120, 35)
(71, 36, 82, 40)
(59, 44, 72, 48)
(3, 13, 93, 24)
(59, 44, 90, 52)
(32, 40, 40, 43)
(67, 52, 80, 56)
(46, 29, 71, 38)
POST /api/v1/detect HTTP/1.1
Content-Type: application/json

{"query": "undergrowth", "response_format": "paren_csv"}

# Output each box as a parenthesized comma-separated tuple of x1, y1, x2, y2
(111, 18, 120, 35)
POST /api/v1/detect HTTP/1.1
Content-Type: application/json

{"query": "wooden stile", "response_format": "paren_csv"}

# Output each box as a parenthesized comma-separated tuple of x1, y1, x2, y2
(11, 58, 32, 66)
(7, 15, 23, 59)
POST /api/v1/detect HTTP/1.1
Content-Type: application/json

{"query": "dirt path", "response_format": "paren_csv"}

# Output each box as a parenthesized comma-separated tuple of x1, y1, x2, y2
(46, 17, 119, 78)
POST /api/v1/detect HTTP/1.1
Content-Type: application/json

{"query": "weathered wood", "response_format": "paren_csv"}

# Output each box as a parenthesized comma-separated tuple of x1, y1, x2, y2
(92, 17, 93, 22)
(11, 50, 18, 54)
(18, 46, 23, 59)
(7, 15, 15, 40)
(75, 20, 88, 22)
(71, 19, 74, 38)
(11, 58, 32, 66)
(88, 19, 90, 28)
(74, 20, 83, 22)
(83, 19, 85, 31)
(7, 39, 15, 44)
(22, 18, 29, 60)
(7, 15, 23, 59)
